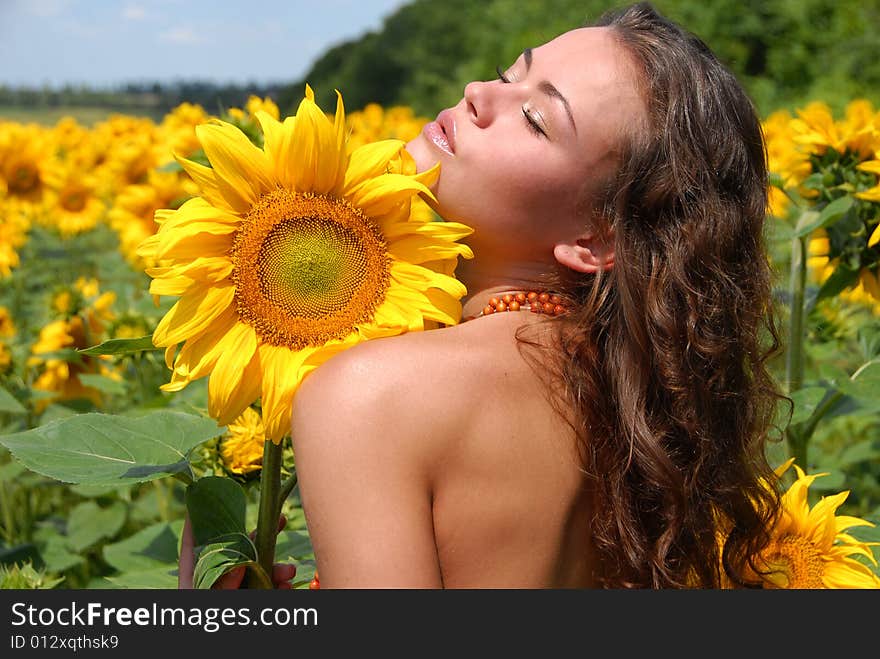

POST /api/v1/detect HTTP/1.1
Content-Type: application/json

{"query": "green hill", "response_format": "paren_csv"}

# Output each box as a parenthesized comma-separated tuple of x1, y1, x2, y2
(280, 0, 880, 118)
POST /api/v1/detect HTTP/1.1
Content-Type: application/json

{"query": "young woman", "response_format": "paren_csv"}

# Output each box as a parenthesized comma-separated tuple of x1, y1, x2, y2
(182, 1, 784, 589)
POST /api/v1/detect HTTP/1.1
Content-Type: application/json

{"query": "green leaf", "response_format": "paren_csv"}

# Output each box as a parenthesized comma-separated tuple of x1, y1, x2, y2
(77, 373, 127, 396)
(103, 567, 179, 589)
(768, 172, 786, 190)
(78, 335, 159, 356)
(806, 469, 847, 492)
(843, 361, 880, 403)
(39, 536, 84, 573)
(103, 519, 183, 573)
(0, 410, 223, 485)
(794, 195, 854, 237)
(836, 439, 880, 469)
(0, 387, 26, 414)
(275, 530, 314, 561)
(787, 386, 828, 427)
(192, 535, 263, 590)
(186, 477, 248, 545)
(66, 501, 127, 553)
(185, 477, 270, 589)
(292, 559, 317, 589)
(68, 482, 128, 498)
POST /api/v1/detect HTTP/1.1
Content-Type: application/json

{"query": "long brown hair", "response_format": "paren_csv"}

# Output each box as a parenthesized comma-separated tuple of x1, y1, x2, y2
(521, 2, 786, 588)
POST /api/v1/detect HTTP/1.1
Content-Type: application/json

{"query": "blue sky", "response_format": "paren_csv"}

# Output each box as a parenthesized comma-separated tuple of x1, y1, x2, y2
(0, 0, 410, 88)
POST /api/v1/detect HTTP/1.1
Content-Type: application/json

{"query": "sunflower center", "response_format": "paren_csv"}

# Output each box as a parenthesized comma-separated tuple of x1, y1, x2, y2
(760, 535, 824, 589)
(9, 163, 38, 196)
(233, 189, 389, 350)
(61, 187, 87, 213)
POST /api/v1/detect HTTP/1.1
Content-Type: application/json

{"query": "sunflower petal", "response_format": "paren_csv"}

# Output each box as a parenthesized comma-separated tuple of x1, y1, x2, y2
(259, 344, 312, 443)
(175, 155, 242, 214)
(196, 121, 273, 207)
(208, 322, 259, 424)
(344, 140, 406, 191)
(391, 260, 467, 298)
(169, 307, 240, 383)
(152, 282, 235, 347)
(346, 174, 436, 218)
(290, 95, 343, 195)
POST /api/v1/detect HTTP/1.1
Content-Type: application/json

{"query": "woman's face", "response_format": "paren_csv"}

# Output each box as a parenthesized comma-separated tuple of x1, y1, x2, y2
(405, 26, 644, 260)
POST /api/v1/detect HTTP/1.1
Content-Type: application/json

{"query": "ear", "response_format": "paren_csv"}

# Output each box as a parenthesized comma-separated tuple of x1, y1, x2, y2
(553, 231, 615, 274)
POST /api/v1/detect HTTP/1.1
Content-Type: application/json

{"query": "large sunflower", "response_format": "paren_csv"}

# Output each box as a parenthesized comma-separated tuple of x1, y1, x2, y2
(754, 460, 880, 589)
(139, 86, 473, 442)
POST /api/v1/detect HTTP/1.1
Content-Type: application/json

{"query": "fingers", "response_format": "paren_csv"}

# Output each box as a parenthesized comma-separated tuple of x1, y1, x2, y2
(272, 563, 297, 588)
(177, 512, 195, 590)
(213, 565, 246, 590)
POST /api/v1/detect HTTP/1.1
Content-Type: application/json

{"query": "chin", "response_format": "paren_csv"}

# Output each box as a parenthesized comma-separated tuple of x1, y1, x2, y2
(404, 135, 439, 175)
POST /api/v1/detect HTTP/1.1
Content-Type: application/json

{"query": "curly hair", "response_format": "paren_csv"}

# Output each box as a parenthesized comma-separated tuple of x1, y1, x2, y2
(519, 2, 787, 588)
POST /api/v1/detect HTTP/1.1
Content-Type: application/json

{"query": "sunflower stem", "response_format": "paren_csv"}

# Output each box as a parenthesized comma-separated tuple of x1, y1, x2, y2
(278, 472, 298, 519)
(785, 234, 808, 467)
(247, 439, 283, 589)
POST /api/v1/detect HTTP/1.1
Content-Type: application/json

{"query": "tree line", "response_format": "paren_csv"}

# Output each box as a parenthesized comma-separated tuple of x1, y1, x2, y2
(4, 0, 879, 121)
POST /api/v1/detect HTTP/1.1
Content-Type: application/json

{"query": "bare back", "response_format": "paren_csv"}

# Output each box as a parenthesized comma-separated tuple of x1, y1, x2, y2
(292, 310, 597, 588)
(423, 313, 596, 587)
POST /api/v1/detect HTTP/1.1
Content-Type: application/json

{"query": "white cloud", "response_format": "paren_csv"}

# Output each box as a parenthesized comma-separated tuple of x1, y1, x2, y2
(158, 27, 205, 45)
(122, 5, 147, 21)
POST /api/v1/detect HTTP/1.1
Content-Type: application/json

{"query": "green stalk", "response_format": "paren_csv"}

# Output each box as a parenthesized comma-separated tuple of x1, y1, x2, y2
(785, 234, 808, 468)
(246, 439, 283, 588)
(277, 473, 298, 520)
(0, 482, 15, 544)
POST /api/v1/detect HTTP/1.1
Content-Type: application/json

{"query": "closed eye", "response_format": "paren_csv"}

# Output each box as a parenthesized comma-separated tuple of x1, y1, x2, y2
(495, 64, 547, 138)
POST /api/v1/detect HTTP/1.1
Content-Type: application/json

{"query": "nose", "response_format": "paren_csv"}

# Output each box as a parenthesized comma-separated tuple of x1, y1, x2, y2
(463, 79, 495, 129)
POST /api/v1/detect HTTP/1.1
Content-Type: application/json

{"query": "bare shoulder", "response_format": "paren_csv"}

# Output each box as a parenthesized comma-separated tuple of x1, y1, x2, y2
(289, 314, 550, 467)
(291, 321, 496, 454)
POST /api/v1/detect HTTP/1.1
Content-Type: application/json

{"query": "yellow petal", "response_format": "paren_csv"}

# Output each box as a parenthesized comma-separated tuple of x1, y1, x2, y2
(259, 344, 312, 443)
(422, 288, 463, 326)
(857, 159, 880, 174)
(255, 110, 289, 183)
(344, 140, 406, 191)
(152, 282, 235, 347)
(154, 230, 233, 262)
(159, 196, 240, 231)
(175, 155, 243, 214)
(388, 234, 476, 264)
(213, 352, 263, 427)
(383, 218, 475, 243)
(290, 95, 344, 195)
(169, 306, 239, 382)
(391, 260, 467, 298)
(346, 174, 435, 218)
(208, 322, 259, 424)
(196, 121, 273, 207)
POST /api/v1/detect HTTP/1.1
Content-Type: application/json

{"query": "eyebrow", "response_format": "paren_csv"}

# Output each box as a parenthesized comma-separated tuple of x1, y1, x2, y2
(522, 47, 577, 134)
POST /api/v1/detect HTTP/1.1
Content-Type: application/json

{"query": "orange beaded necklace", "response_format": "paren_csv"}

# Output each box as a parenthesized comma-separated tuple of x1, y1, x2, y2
(474, 291, 569, 318)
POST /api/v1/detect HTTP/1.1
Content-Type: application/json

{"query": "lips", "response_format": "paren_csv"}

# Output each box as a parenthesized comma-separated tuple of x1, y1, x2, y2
(436, 109, 456, 153)
(421, 109, 455, 156)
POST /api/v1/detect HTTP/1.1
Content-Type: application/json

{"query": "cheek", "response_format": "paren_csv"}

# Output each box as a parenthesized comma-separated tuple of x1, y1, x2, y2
(483, 153, 580, 220)
(436, 156, 582, 244)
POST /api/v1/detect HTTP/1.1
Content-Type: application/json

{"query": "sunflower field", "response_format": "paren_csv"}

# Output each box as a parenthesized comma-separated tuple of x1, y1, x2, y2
(0, 88, 879, 589)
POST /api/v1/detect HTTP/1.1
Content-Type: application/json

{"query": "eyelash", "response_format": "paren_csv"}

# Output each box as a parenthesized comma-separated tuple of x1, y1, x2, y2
(494, 65, 547, 138)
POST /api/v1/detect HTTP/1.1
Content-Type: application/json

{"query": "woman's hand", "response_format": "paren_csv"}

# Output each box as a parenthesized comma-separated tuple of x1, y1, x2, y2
(178, 512, 297, 589)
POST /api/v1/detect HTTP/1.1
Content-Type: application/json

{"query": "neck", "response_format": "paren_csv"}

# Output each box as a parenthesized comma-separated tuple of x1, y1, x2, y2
(457, 256, 559, 321)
